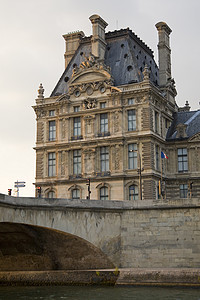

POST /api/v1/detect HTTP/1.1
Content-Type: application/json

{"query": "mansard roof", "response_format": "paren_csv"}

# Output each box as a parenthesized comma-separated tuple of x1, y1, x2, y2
(51, 28, 158, 97)
(166, 110, 200, 141)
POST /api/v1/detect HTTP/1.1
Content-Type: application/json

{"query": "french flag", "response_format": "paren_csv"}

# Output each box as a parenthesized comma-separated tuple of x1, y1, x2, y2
(161, 151, 168, 159)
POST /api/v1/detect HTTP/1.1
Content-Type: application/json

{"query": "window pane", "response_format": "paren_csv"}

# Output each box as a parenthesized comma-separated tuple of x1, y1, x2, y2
(100, 102, 106, 108)
(48, 152, 56, 177)
(178, 148, 188, 172)
(49, 110, 55, 116)
(100, 147, 109, 172)
(128, 144, 137, 169)
(155, 111, 159, 132)
(128, 98, 135, 105)
(100, 113, 108, 133)
(128, 110, 136, 131)
(72, 189, 80, 199)
(74, 117, 81, 136)
(180, 184, 188, 198)
(73, 150, 81, 174)
(129, 185, 138, 200)
(49, 120, 56, 141)
(100, 187, 108, 200)
(74, 106, 80, 112)
(156, 145, 159, 170)
(48, 191, 55, 198)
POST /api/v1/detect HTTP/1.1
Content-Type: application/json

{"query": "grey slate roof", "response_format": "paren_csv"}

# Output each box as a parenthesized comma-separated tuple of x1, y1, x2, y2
(51, 28, 159, 97)
(166, 110, 200, 140)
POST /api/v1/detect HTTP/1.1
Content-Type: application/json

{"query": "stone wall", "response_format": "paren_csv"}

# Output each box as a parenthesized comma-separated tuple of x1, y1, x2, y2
(0, 194, 200, 269)
(121, 205, 200, 268)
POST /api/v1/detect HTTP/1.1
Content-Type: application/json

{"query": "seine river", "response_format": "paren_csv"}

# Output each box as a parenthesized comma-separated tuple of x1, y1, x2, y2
(0, 286, 200, 300)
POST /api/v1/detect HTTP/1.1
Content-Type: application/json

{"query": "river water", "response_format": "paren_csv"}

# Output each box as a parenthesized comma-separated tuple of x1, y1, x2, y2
(0, 286, 200, 300)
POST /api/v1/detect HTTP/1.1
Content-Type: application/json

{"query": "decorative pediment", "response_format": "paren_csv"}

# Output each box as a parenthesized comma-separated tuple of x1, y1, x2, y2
(68, 54, 113, 95)
(71, 69, 110, 84)
(189, 133, 200, 142)
(56, 94, 70, 102)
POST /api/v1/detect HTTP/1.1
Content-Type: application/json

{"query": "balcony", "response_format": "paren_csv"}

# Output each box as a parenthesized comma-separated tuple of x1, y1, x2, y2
(71, 135, 83, 141)
(97, 132, 110, 137)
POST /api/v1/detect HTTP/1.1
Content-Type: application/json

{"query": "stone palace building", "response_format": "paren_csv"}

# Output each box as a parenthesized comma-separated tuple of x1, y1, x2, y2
(33, 15, 200, 201)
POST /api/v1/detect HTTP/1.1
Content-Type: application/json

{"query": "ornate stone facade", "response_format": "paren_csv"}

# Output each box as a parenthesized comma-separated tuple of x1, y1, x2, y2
(33, 15, 200, 201)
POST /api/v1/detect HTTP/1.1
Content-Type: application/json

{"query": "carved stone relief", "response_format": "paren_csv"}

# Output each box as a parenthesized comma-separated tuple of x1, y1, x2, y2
(83, 148, 95, 174)
(35, 108, 46, 119)
(113, 110, 120, 133)
(84, 98, 97, 109)
(112, 144, 122, 170)
(61, 119, 66, 139)
(84, 115, 95, 135)
(61, 151, 65, 176)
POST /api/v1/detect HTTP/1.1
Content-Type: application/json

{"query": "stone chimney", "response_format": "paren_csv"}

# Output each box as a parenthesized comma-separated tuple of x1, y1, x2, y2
(178, 101, 191, 112)
(89, 14, 108, 61)
(63, 31, 85, 69)
(155, 22, 172, 87)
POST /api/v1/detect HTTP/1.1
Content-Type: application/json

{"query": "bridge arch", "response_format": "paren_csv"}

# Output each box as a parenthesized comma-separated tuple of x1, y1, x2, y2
(0, 222, 115, 271)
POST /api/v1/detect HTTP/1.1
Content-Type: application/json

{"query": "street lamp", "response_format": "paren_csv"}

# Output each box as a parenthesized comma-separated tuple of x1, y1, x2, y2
(86, 178, 91, 200)
(137, 153, 144, 200)
(129, 149, 144, 200)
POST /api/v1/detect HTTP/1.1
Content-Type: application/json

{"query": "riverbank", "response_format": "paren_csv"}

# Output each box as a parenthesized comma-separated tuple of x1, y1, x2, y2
(0, 268, 200, 287)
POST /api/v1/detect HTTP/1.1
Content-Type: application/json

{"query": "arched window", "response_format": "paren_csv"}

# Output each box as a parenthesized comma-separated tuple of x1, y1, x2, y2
(100, 186, 108, 200)
(129, 185, 138, 200)
(72, 188, 80, 200)
(48, 191, 55, 198)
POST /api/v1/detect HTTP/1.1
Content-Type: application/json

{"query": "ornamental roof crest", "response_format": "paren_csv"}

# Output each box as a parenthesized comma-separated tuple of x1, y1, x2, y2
(69, 53, 113, 87)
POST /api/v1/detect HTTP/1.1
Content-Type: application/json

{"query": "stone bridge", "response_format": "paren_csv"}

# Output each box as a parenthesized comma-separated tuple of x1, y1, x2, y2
(0, 193, 200, 271)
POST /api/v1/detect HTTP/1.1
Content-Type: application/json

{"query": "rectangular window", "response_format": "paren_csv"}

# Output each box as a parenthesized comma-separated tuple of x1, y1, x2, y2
(72, 189, 80, 199)
(73, 117, 81, 136)
(100, 102, 106, 108)
(156, 145, 159, 170)
(73, 150, 81, 175)
(48, 152, 56, 177)
(129, 185, 138, 200)
(49, 120, 56, 141)
(165, 118, 168, 129)
(100, 113, 108, 133)
(128, 144, 137, 169)
(157, 183, 161, 199)
(100, 187, 108, 200)
(49, 110, 55, 117)
(74, 106, 80, 112)
(100, 146, 109, 172)
(180, 184, 188, 198)
(128, 98, 135, 105)
(155, 111, 159, 133)
(48, 191, 55, 198)
(178, 148, 188, 172)
(128, 110, 136, 131)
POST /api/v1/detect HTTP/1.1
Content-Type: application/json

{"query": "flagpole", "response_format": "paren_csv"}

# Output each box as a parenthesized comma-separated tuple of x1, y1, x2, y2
(161, 151, 168, 200)
(161, 158, 163, 200)
(164, 158, 166, 200)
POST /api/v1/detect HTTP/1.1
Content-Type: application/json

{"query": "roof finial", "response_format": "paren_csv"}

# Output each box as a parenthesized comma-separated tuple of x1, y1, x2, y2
(38, 83, 44, 99)
(143, 64, 150, 81)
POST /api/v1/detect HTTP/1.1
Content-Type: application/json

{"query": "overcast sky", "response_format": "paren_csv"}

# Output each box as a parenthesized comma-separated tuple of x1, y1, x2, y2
(0, 0, 200, 197)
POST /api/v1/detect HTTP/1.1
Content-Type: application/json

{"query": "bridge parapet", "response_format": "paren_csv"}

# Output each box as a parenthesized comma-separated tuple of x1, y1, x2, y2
(0, 193, 200, 210)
